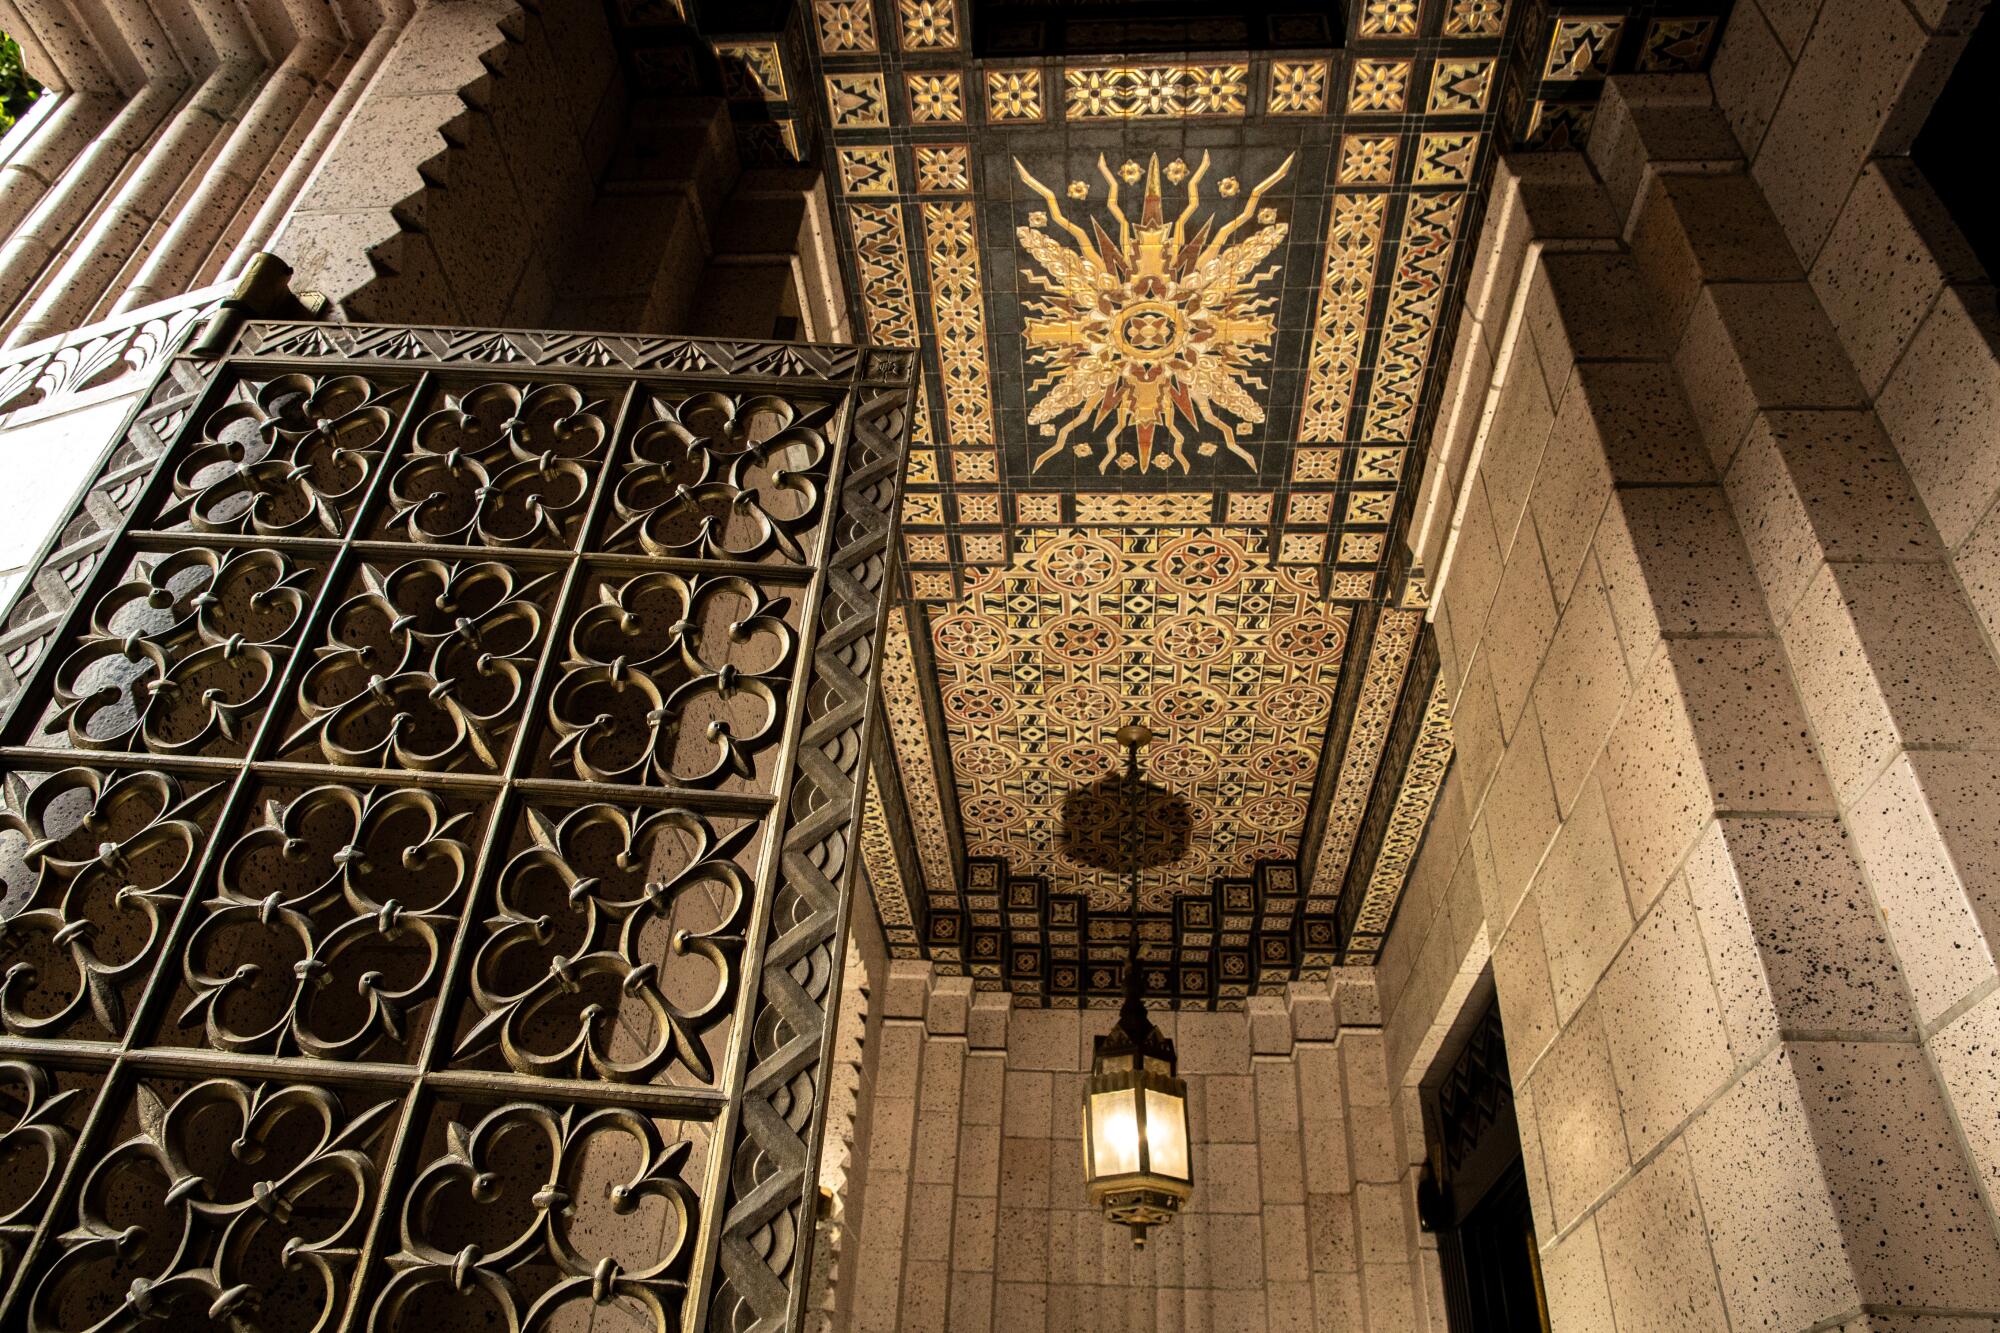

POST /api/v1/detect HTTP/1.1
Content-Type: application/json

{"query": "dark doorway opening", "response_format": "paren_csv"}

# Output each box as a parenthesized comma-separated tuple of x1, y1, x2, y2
(1912, 6, 1997, 281)
(1423, 993, 1550, 1332)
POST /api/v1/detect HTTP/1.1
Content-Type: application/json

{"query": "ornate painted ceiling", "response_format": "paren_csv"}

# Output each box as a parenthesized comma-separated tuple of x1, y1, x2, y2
(608, 0, 1733, 1005)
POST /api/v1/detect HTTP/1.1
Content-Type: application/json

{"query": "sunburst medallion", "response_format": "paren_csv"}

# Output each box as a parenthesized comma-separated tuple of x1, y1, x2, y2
(1014, 151, 1293, 473)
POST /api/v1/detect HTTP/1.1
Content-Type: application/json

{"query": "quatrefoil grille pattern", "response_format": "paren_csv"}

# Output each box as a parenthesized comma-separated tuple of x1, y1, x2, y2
(0, 329, 910, 1333)
(153, 372, 410, 538)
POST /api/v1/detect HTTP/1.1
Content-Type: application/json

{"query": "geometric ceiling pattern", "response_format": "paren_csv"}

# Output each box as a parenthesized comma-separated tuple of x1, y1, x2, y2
(611, 0, 1732, 1004)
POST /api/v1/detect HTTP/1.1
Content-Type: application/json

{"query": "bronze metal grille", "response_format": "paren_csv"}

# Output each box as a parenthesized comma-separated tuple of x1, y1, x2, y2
(0, 320, 913, 1333)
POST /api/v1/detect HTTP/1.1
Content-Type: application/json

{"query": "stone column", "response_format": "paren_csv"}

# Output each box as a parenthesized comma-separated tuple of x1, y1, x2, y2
(835, 970, 1392, 1331)
(1408, 59, 2000, 1331)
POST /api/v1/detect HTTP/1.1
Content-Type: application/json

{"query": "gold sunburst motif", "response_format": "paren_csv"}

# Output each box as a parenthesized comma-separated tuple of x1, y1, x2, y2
(1014, 152, 1293, 473)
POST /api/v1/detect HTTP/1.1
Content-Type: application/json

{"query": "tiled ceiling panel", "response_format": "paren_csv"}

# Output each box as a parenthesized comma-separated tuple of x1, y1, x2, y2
(602, 0, 1733, 1004)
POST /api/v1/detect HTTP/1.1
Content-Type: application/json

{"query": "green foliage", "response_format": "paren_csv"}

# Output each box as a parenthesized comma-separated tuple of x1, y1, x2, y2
(0, 34, 42, 138)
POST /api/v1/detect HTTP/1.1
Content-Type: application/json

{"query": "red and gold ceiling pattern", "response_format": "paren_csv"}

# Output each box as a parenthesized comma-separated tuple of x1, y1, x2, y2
(935, 528, 1348, 909)
(604, 0, 1736, 1002)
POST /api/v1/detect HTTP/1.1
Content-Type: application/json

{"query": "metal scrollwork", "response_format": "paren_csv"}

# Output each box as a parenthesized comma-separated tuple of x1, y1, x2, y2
(606, 392, 833, 563)
(178, 783, 477, 1060)
(372, 1103, 702, 1331)
(29, 1078, 395, 1332)
(546, 572, 796, 789)
(43, 546, 317, 756)
(157, 373, 405, 537)
(0, 1063, 87, 1272)
(456, 802, 752, 1084)
(0, 325, 910, 1332)
(385, 381, 610, 549)
(287, 558, 556, 772)
(0, 767, 214, 1039)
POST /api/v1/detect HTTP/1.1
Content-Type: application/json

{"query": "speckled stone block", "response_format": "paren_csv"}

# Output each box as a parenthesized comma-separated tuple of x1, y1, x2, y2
(882, 959, 933, 1020)
(1531, 996, 1631, 1227)
(1782, 559, 2000, 806)
(1951, 500, 2000, 651)
(1683, 816, 1914, 1040)
(1726, 408, 1939, 626)
(1750, 0, 1928, 265)
(1451, 649, 1506, 818)
(1591, 503, 1665, 681)
(1482, 360, 1559, 562)
(1846, 751, 2000, 1024)
(1710, 0, 1793, 158)
(949, 1270, 994, 1331)
(1789, 1039, 2000, 1309)
(962, 1052, 1005, 1125)
(1443, 475, 1506, 658)
(1247, 995, 1293, 1056)
(1586, 76, 1745, 229)
(1685, 1045, 1860, 1330)
(1930, 987, 2000, 1214)
(1875, 284, 2000, 551)
(958, 1121, 1001, 1198)
(1492, 888, 1559, 1076)
(1674, 281, 1867, 473)
(1596, 878, 1738, 1157)
(1597, 648, 1713, 910)
(992, 1280, 1045, 1331)
(1485, 514, 1558, 740)
(927, 975, 973, 1035)
(1514, 1080, 1554, 1234)
(1812, 160, 1984, 394)
(271, 212, 459, 325)
(1536, 560, 1632, 808)
(1534, 776, 1635, 1024)
(1628, 172, 1798, 339)
(1483, 701, 1562, 898)
(1530, 382, 1617, 605)
(1285, 984, 1337, 1042)
(1006, 1007, 1080, 1072)
(1628, 484, 1771, 634)
(1540, 1216, 1618, 1330)
(1177, 1009, 1253, 1076)
(1593, 1140, 1732, 1333)
(953, 1195, 998, 1272)
(968, 991, 1011, 1050)
(293, 92, 467, 216)
(1526, 250, 1675, 378)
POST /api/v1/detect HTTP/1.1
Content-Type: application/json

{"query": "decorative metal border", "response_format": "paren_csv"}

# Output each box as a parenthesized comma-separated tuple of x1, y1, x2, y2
(0, 318, 911, 1333)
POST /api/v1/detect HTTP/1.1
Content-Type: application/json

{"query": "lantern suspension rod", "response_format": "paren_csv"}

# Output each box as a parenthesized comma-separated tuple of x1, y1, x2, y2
(1115, 720, 1151, 1033)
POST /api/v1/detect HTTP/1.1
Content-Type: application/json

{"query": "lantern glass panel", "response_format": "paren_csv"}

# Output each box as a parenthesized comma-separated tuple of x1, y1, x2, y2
(1144, 1088, 1190, 1180)
(1090, 1087, 1142, 1178)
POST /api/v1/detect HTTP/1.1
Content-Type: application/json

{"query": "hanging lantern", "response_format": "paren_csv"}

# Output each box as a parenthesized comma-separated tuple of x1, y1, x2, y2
(1082, 989, 1192, 1247)
(1071, 722, 1194, 1247)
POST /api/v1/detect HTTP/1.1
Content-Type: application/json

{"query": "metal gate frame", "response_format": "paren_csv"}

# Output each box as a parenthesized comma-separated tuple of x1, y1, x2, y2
(0, 319, 913, 1332)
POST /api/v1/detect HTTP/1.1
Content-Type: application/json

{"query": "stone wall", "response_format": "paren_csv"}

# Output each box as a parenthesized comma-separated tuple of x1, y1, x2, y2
(1385, 0, 2000, 1326)
(0, 0, 404, 343)
(812, 881, 897, 1330)
(270, 0, 622, 325)
(835, 966, 1406, 1332)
